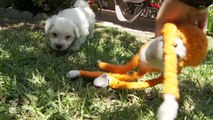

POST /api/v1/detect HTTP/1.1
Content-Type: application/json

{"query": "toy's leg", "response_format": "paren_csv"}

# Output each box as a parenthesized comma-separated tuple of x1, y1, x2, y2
(98, 54, 140, 74)
(109, 75, 163, 89)
(157, 23, 179, 120)
(93, 72, 163, 89)
(93, 70, 145, 87)
(109, 70, 145, 82)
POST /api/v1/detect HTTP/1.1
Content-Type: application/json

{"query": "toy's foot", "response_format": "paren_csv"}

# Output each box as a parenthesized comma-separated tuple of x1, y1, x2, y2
(93, 73, 111, 87)
(67, 70, 80, 78)
(157, 94, 178, 120)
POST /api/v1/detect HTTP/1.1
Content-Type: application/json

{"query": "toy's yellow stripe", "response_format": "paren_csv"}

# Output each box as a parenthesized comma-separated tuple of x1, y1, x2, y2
(162, 23, 180, 99)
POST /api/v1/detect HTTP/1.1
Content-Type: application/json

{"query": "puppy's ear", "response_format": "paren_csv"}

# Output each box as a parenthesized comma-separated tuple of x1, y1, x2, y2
(44, 19, 52, 34)
(74, 25, 80, 38)
(44, 15, 57, 34)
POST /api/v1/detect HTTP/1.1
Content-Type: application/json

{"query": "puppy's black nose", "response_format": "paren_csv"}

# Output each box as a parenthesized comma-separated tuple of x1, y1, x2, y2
(55, 44, 63, 49)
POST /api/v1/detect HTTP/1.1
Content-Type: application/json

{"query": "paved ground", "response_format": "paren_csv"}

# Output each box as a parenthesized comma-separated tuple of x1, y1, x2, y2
(95, 9, 155, 32)
(95, 9, 156, 41)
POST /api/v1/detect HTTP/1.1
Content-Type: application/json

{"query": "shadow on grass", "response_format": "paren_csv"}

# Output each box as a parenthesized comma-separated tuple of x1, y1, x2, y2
(0, 20, 145, 119)
(0, 20, 71, 119)
(98, 88, 163, 120)
(175, 48, 213, 119)
(178, 79, 213, 119)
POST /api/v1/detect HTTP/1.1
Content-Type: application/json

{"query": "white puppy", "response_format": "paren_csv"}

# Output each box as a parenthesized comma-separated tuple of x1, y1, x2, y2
(45, 0, 96, 51)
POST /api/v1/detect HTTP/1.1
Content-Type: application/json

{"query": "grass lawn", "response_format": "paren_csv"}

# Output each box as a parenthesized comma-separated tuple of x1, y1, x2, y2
(0, 20, 213, 120)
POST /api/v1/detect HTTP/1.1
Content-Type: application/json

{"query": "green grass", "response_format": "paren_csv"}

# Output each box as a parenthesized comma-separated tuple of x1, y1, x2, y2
(0, 21, 213, 120)
(207, 5, 213, 35)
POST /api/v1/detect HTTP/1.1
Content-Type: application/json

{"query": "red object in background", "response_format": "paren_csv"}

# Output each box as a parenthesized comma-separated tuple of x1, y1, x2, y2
(145, 0, 161, 9)
(88, 0, 94, 5)
(153, 4, 160, 9)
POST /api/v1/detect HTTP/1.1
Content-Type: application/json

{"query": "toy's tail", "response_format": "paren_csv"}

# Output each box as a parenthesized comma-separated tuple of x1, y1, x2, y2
(98, 54, 140, 74)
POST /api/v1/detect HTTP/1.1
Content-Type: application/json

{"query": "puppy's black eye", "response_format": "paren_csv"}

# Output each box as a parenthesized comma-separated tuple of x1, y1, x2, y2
(52, 33, 57, 37)
(65, 35, 70, 39)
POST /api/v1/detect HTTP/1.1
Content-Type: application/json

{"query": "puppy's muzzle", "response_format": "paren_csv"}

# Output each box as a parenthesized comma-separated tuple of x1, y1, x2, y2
(55, 44, 63, 49)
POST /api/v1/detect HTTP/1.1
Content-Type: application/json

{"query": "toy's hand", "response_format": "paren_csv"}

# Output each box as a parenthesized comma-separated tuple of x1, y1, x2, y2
(93, 73, 111, 87)
(67, 70, 80, 78)
(157, 94, 178, 120)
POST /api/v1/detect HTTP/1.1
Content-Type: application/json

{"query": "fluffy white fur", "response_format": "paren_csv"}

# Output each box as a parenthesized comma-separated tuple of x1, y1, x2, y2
(45, 0, 95, 51)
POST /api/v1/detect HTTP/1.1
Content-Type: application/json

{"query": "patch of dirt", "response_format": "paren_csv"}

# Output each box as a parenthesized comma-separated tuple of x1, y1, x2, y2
(0, 18, 44, 30)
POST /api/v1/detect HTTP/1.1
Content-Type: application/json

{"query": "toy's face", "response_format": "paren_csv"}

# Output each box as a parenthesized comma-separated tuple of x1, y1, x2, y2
(145, 36, 164, 69)
(174, 37, 187, 59)
(139, 36, 187, 70)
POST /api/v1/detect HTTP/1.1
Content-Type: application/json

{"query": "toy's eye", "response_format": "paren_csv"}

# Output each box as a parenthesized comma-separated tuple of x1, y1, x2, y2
(52, 33, 57, 37)
(65, 35, 70, 39)
(177, 54, 180, 59)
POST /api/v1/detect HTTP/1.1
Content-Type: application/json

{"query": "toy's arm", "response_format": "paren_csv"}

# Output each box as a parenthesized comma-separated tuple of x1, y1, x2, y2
(157, 23, 180, 120)
(98, 54, 140, 74)
(139, 23, 187, 120)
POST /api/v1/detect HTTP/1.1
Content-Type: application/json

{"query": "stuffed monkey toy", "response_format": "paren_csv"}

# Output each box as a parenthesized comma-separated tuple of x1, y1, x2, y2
(67, 23, 208, 119)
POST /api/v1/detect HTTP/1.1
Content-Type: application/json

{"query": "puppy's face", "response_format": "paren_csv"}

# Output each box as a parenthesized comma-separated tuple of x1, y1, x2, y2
(45, 16, 79, 51)
(48, 28, 75, 51)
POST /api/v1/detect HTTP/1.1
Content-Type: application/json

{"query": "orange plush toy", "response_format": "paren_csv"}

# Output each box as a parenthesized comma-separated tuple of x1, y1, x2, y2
(67, 23, 208, 119)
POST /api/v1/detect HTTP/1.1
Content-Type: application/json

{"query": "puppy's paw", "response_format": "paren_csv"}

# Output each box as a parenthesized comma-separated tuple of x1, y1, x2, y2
(88, 33, 94, 39)
(70, 45, 80, 51)
(93, 73, 111, 87)
(67, 70, 80, 78)
(157, 94, 178, 120)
